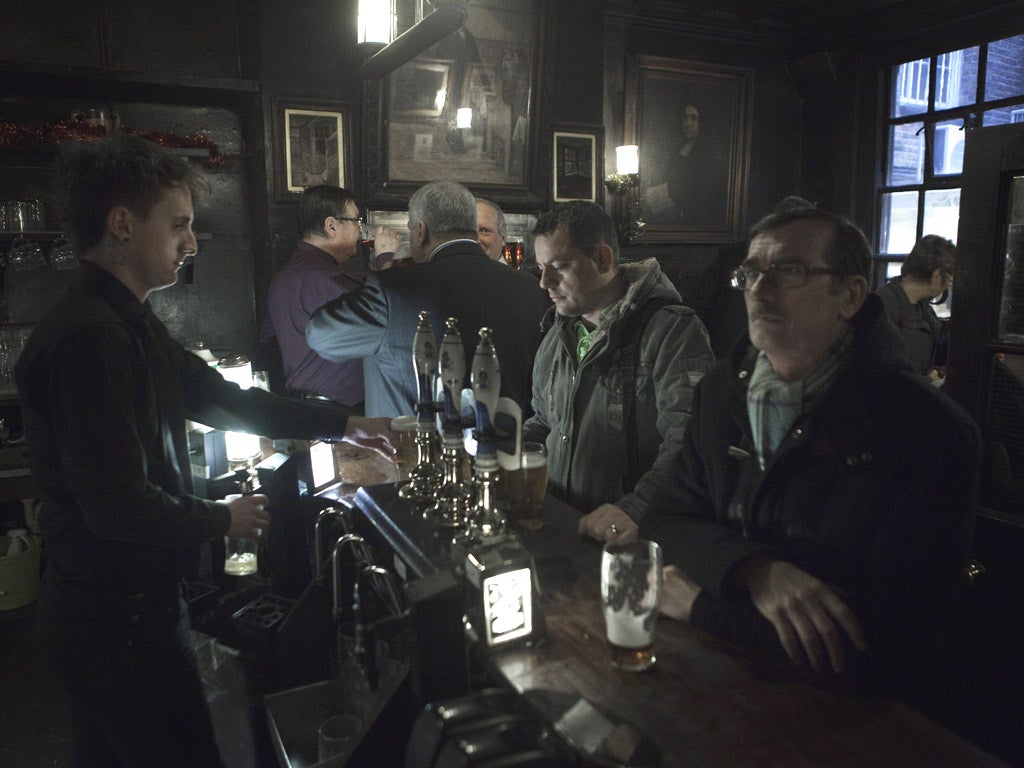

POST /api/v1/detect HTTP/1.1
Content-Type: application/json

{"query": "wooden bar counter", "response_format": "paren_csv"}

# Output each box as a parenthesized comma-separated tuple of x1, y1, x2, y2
(491, 493, 1011, 768)
(351, 483, 1009, 767)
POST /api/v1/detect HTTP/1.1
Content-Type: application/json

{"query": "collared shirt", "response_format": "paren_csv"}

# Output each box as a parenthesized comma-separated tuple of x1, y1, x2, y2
(573, 298, 623, 362)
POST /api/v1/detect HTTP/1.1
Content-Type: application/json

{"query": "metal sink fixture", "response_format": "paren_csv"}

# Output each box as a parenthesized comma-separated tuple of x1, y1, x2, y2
(264, 654, 408, 768)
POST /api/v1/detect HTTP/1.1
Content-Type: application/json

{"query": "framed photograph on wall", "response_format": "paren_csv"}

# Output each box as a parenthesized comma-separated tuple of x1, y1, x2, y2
(274, 100, 352, 199)
(552, 128, 601, 203)
(625, 55, 752, 242)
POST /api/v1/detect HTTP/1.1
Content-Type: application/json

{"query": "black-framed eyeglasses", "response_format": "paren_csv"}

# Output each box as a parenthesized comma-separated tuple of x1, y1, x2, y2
(333, 214, 364, 225)
(729, 262, 846, 291)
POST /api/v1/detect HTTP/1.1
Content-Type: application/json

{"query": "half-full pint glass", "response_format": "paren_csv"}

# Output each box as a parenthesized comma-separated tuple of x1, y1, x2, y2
(505, 441, 547, 530)
(601, 539, 662, 671)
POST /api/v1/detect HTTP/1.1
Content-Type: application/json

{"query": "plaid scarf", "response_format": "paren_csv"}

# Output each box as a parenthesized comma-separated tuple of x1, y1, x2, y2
(747, 326, 854, 469)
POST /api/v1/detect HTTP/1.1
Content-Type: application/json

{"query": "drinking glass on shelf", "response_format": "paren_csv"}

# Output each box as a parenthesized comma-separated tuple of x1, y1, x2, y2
(6, 235, 46, 271)
(49, 235, 80, 271)
(26, 199, 46, 231)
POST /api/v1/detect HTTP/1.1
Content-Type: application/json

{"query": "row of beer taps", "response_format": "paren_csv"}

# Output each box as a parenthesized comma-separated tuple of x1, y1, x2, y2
(399, 310, 523, 541)
(309, 310, 522, 686)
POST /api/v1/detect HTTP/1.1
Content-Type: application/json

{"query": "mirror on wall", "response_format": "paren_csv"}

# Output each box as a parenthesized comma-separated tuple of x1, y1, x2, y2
(384, 0, 539, 189)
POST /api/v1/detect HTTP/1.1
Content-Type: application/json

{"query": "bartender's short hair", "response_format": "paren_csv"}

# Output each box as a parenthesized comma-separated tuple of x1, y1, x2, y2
(533, 201, 620, 266)
(57, 133, 207, 253)
(298, 186, 358, 238)
(749, 205, 872, 286)
(409, 180, 477, 240)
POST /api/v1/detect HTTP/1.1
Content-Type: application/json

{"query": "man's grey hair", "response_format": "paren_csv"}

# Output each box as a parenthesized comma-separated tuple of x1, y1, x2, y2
(409, 181, 477, 240)
(475, 197, 507, 238)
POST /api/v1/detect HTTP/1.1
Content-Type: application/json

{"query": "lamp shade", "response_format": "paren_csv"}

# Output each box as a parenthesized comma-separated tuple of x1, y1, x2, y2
(456, 107, 473, 129)
(616, 145, 640, 175)
(358, 0, 396, 45)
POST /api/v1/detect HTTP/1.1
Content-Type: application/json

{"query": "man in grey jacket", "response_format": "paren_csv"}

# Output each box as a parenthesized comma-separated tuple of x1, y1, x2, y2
(521, 201, 714, 542)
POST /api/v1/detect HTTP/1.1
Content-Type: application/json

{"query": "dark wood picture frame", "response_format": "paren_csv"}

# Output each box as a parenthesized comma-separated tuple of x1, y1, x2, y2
(273, 99, 352, 201)
(552, 126, 602, 203)
(367, 0, 547, 210)
(625, 55, 752, 242)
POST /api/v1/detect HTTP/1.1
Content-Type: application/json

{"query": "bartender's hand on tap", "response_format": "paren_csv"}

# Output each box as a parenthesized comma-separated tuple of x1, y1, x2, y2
(731, 557, 867, 675)
(343, 416, 399, 460)
(578, 503, 638, 543)
(222, 493, 271, 540)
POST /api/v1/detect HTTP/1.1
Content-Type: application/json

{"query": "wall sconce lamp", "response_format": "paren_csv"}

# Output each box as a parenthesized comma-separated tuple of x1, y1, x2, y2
(359, 1, 467, 79)
(604, 145, 646, 245)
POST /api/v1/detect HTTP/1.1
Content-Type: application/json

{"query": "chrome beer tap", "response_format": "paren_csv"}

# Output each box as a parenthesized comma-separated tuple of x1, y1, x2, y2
(399, 311, 443, 504)
(426, 317, 475, 527)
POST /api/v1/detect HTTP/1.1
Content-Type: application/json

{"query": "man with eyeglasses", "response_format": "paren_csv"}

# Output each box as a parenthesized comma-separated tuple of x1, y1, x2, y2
(262, 185, 398, 406)
(641, 204, 980, 705)
(876, 234, 958, 383)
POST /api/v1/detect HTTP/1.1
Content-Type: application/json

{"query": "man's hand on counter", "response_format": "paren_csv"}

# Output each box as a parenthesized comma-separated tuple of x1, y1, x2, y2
(578, 503, 638, 543)
(343, 416, 399, 460)
(222, 493, 271, 540)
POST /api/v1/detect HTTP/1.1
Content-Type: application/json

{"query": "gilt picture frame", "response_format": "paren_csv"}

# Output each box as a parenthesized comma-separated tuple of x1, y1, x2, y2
(625, 55, 752, 242)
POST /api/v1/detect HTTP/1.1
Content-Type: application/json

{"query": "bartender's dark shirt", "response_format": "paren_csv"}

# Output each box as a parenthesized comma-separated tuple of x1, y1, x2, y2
(15, 263, 351, 590)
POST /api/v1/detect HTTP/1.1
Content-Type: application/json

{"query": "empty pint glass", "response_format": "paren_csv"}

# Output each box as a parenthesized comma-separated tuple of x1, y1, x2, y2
(601, 539, 662, 671)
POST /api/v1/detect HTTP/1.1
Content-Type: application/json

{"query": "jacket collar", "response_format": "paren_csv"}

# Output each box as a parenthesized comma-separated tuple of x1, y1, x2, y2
(78, 261, 148, 325)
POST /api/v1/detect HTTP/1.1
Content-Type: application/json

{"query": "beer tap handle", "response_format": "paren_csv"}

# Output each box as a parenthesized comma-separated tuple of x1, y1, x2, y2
(438, 317, 466, 431)
(412, 310, 439, 422)
(471, 327, 501, 456)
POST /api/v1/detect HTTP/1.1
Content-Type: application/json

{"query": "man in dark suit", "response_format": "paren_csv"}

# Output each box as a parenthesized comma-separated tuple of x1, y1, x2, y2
(306, 180, 551, 417)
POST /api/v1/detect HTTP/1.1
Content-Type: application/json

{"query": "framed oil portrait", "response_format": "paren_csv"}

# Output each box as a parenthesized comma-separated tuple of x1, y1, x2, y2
(625, 55, 752, 242)
(372, 0, 543, 204)
(274, 100, 352, 199)
(552, 128, 601, 203)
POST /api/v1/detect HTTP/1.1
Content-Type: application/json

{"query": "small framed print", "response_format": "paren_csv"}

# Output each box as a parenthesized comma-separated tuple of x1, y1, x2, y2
(552, 128, 600, 203)
(274, 99, 352, 199)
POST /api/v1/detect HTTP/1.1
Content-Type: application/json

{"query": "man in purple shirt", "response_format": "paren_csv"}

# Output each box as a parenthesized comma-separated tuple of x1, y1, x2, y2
(263, 185, 398, 407)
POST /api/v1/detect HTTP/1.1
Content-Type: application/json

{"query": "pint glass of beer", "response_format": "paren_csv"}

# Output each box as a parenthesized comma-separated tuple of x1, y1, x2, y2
(601, 539, 662, 671)
(505, 441, 547, 530)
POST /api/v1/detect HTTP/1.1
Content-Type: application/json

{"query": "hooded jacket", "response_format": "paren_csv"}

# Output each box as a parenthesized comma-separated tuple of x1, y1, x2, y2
(522, 258, 714, 521)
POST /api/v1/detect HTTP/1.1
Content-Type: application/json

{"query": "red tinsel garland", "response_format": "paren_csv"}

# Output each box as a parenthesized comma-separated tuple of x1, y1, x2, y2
(0, 119, 231, 169)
